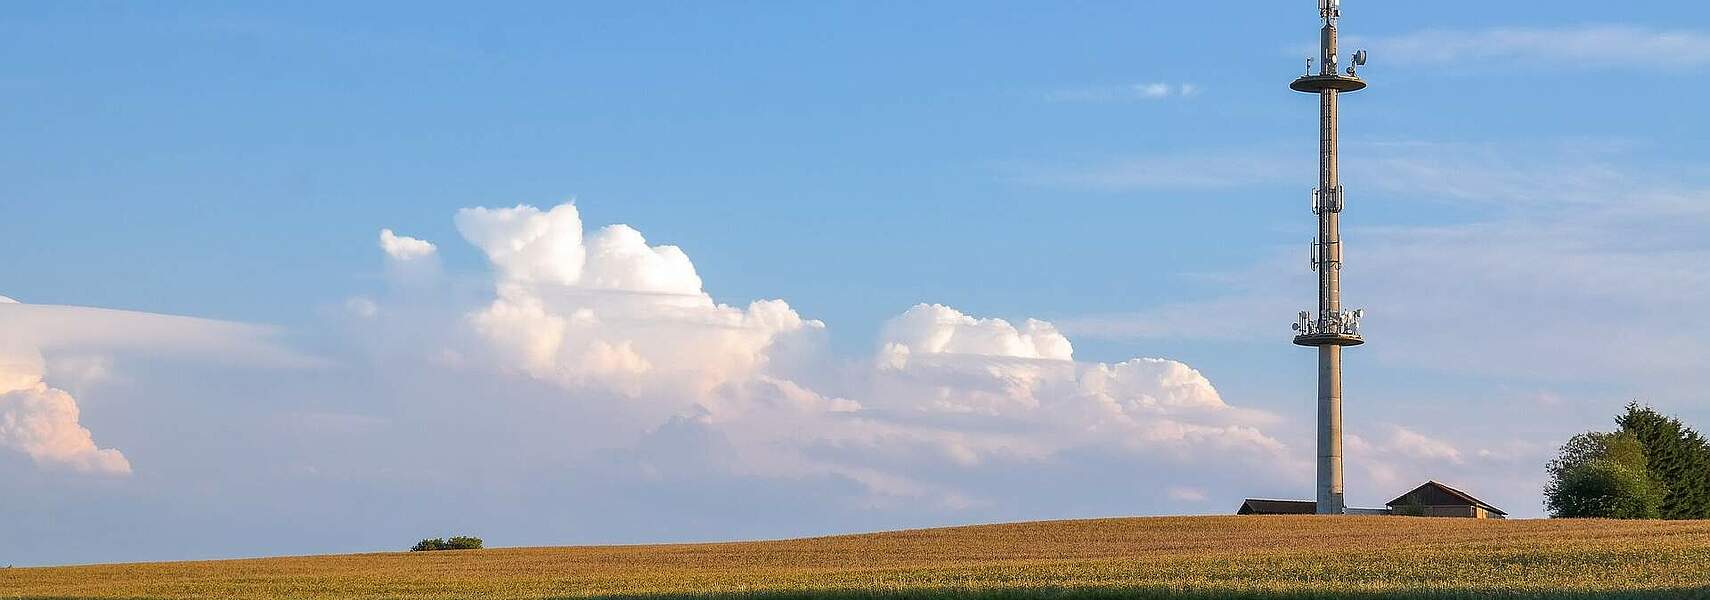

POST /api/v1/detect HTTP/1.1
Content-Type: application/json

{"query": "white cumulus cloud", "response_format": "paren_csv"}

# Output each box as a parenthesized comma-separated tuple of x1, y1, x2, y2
(879, 303, 1073, 365)
(454, 204, 588, 286)
(365, 202, 1294, 508)
(454, 203, 820, 404)
(378, 229, 437, 261)
(874, 304, 1236, 418)
(0, 345, 130, 475)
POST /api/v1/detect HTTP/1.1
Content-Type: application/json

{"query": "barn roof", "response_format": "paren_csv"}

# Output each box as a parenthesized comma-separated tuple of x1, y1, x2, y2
(1385, 481, 1507, 516)
(1237, 499, 1316, 515)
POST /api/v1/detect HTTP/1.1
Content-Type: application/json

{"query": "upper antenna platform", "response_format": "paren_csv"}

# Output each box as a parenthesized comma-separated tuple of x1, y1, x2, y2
(1291, 74, 1365, 93)
(1319, 0, 1340, 21)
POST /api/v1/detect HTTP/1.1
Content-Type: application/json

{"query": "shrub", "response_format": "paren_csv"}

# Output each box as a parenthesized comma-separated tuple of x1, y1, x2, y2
(445, 536, 483, 550)
(1548, 458, 1665, 519)
(412, 536, 483, 552)
(1545, 431, 1666, 519)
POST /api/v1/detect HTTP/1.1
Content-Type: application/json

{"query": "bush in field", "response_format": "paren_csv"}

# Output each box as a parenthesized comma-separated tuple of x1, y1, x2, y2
(412, 536, 483, 552)
(1544, 430, 1665, 519)
(445, 536, 483, 549)
(1548, 456, 1664, 519)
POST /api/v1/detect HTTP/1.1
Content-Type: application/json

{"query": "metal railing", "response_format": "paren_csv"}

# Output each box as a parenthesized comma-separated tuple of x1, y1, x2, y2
(1292, 308, 1364, 337)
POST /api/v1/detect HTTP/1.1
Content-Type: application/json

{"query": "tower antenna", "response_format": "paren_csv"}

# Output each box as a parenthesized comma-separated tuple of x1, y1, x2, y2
(1288, 0, 1368, 516)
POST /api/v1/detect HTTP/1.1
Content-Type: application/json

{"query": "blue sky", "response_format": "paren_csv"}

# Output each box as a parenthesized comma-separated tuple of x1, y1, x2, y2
(4, 1, 1710, 565)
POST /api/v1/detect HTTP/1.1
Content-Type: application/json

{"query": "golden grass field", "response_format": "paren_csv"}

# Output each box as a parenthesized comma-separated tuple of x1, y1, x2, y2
(5, 515, 1710, 599)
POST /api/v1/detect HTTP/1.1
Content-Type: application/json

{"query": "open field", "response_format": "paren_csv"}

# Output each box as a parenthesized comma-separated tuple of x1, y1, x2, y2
(5, 516, 1710, 599)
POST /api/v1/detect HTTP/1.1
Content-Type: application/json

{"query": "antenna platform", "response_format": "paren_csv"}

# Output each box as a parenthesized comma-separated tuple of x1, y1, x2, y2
(1289, 74, 1366, 93)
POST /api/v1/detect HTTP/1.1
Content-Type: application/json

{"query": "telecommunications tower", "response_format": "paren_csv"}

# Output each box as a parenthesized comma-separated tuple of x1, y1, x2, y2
(1289, 0, 1367, 515)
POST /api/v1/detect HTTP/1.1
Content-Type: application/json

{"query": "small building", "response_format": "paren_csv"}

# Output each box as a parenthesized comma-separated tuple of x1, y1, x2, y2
(1236, 481, 1506, 519)
(1236, 498, 1316, 515)
(1386, 480, 1507, 519)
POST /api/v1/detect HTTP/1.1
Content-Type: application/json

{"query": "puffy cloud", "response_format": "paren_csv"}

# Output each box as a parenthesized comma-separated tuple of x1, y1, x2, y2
(377, 229, 436, 261)
(867, 345, 1280, 457)
(0, 345, 130, 475)
(879, 304, 1072, 365)
(377, 229, 442, 287)
(581, 225, 703, 296)
(454, 204, 588, 286)
(454, 203, 820, 405)
(870, 305, 1260, 447)
(386, 202, 1292, 509)
(862, 304, 1289, 498)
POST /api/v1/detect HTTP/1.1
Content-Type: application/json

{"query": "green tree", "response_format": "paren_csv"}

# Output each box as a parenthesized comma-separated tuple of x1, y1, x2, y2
(1544, 431, 1665, 519)
(1617, 403, 1710, 519)
(411, 536, 484, 552)
(444, 536, 483, 550)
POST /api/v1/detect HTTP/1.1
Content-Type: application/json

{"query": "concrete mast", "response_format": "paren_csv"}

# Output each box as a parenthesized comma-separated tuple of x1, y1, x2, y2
(1289, 0, 1367, 516)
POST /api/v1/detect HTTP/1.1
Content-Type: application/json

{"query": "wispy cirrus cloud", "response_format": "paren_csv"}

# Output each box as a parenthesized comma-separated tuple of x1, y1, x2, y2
(1050, 138, 1710, 392)
(1357, 25, 1710, 69)
(0, 300, 318, 476)
(0, 302, 319, 368)
(1010, 138, 1710, 212)
(1345, 426, 1552, 515)
(1055, 292, 1294, 343)
(1007, 148, 1301, 191)
(1044, 82, 1201, 103)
